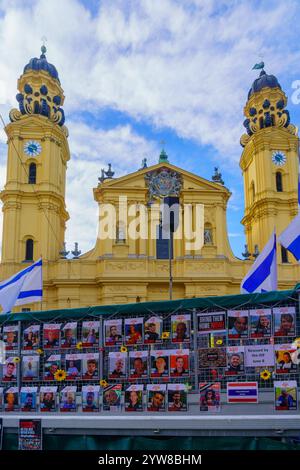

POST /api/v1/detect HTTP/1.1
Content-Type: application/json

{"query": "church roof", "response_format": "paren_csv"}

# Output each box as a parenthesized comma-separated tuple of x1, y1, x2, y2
(23, 46, 60, 83)
(248, 70, 281, 99)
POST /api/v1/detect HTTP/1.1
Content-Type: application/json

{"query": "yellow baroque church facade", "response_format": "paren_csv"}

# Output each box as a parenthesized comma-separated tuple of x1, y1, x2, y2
(1, 48, 300, 311)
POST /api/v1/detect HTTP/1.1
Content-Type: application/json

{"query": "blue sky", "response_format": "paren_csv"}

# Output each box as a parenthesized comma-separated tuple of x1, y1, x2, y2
(0, 0, 300, 257)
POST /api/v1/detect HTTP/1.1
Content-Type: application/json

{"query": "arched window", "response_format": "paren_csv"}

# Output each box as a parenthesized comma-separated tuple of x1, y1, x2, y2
(281, 245, 288, 263)
(204, 224, 213, 245)
(25, 239, 34, 261)
(276, 172, 283, 192)
(28, 163, 36, 184)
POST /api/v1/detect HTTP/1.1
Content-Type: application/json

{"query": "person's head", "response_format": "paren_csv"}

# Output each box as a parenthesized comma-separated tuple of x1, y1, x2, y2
(280, 314, 294, 332)
(175, 356, 184, 370)
(27, 361, 32, 370)
(104, 389, 118, 405)
(176, 322, 187, 338)
(44, 392, 53, 402)
(110, 326, 118, 336)
(47, 330, 56, 342)
(129, 324, 136, 334)
(283, 352, 292, 363)
(65, 329, 73, 340)
(87, 359, 97, 374)
(129, 390, 139, 404)
(133, 357, 144, 373)
(25, 393, 33, 406)
(205, 389, 216, 401)
(258, 316, 270, 328)
(50, 363, 58, 375)
(280, 389, 288, 397)
(172, 391, 181, 403)
(152, 392, 164, 408)
(233, 316, 247, 333)
(86, 392, 94, 405)
(147, 323, 156, 333)
(68, 360, 75, 368)
(6, 332, 15, 343)
(230, 354, 241, 368)
(66, 392, 74, 404)
(6, 392, 15, 405)
(115, 359, 124, 372)
(27, 331, 33, 340)
(155, 356, 166, 372)
(6, 362, 15, 376)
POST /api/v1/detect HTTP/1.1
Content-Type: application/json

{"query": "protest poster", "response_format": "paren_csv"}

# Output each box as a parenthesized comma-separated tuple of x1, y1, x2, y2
(19, 419, 42, 450)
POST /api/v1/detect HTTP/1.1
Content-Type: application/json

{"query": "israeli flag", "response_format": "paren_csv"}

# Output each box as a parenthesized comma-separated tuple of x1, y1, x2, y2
(279, 214, 300, 261)
(0, 258, 42, 314)
(241, 232, 277, 294)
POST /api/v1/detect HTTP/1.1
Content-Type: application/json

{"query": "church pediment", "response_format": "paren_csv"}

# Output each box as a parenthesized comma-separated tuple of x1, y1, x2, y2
(97, 162, 229, 194)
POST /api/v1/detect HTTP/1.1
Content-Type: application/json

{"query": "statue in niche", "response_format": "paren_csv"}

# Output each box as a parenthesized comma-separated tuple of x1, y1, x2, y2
(204, 228, 213, 245)
(116, 223, 126, 242)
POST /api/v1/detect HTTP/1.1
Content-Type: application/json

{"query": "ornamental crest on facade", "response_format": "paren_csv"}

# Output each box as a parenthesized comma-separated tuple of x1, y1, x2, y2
(145, 168, 182, 201)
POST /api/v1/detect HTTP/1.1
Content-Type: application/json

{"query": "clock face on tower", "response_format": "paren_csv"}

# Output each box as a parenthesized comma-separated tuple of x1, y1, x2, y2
(24, 140, 42, 157)
(272, 151, 286, 167)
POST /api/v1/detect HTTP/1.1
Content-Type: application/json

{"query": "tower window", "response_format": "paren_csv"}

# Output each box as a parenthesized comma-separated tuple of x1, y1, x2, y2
(25, 238, 34, 261)
(28, 163, 36, 184)
(281, 245, 289, 263)
(276, 172, 283, 192)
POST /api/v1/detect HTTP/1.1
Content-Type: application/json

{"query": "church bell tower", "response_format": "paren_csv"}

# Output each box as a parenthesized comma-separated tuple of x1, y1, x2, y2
(240, 67, 299, 262)
(0, 45, 70, 265)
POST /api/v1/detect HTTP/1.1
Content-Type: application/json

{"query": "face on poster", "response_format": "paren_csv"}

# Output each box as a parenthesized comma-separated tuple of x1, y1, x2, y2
(171, 314, 191, 343)
(168, 384, 187, 412)
(23, 325, 40, 350)
(65, 354, 82, 380)
(104, 319, 123, 347)
(170, 350, 189, 377)
(44, 355, 61, 380)
(249, 309, 272, 338)
(109, 352, 127, 379)
(43, 323, 61, 349)
(275, 344, 297, 374)
(125, 385, 143, 412)
(199, 348, 226, 368)
(144, 317, 163, 344)
(225, 347, 245, 376)
(82, 386, 100, 412)
(150, 350, 169, 378)
(4, 388, 18, 412)
(129, 351, 148, 379)
(3, 357, 18, 382)
(228, 310, 249, 339)
(198, 312, 226, 334)
(273, 307, 296, 337)
(274, 381, 297, 411)
(22, 356, 39, 381)
(147, 384, 166, 412)
(82, 353, 99, 380)
(60, 387, 77, 412)
(20, 387, 38, 412)
(102, 385, 122, 411)
(200, 383, 221, 412)
(40, 387, 57, 412)
(82, 321, 100, 347)
(61, 322, 77, 348)
(125, 318, 144, 345)
(3, 325, 19, 350)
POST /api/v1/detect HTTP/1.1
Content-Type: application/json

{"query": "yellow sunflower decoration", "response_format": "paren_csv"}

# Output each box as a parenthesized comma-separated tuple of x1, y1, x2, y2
(12, 357, 20, 364)
(76, 342, 83, 350)
(54, 369, 67, 382)
(162, 331, 170, 339)
(99, 379, 108, 388)
(120, 346, 127, 353)
(260, 369, 271, 381)
(216, 339, 223, 346)
(36, 348, 44, 355)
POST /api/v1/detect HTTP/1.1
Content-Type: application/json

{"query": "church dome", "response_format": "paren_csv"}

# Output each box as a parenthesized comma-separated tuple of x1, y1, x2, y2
(23, 46, 60, 83)
(248, 70, 281, 99)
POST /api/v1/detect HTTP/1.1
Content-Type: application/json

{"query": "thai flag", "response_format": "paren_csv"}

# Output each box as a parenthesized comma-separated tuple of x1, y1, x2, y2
(227, 382, 258, 403)
(0, 258, 42, 313)
(241, 231, 277, 293)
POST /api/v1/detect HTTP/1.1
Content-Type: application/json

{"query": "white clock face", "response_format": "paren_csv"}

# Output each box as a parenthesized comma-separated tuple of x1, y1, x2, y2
(272, 151, 286, 166)
(24, 140, 42, 157)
